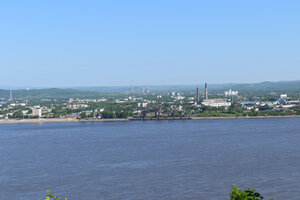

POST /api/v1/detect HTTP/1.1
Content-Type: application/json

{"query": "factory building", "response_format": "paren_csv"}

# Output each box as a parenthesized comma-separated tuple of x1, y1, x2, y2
(200, 83, 231, 107)
(201, 99, 231, 107)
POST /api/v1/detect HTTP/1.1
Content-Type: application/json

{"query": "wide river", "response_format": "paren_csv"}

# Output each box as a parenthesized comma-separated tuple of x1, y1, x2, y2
(0, 118, 300, 199)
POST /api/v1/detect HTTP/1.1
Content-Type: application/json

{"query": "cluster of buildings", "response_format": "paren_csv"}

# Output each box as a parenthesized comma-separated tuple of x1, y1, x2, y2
(1, 83, 300, 120)
(240, 96, 300, 112)
(0, 103, 50, 119)
(195, 83, 232, 107)
(134, 88, 150, 93)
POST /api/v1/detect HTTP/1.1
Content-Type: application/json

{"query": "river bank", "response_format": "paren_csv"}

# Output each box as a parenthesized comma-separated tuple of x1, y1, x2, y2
(0, 118, 132, 124)
(0, 115, 300, 124)
(190, 115, 300, 120)
(0, 118, 79, 124)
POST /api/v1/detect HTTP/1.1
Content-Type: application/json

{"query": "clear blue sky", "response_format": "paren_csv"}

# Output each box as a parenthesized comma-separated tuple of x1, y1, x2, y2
(0, 0, 299, 87)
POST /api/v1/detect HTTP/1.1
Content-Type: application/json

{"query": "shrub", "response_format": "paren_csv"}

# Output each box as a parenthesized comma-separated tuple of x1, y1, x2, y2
(45, 185, 269, 200)
(45, 190, 67, 200)
(229, 184, 264, 200)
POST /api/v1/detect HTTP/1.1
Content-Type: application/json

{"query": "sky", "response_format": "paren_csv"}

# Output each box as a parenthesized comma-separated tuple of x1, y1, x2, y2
(0, 0, 300, 87)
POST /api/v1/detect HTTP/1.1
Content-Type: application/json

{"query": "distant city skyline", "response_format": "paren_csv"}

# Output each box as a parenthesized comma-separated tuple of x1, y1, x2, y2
(1, 1, 300, 87)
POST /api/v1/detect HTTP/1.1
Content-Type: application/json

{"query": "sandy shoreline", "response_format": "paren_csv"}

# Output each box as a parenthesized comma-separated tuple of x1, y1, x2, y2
(0, 118, 131, 124)
(0, 115, 300, 124)
(0, 118, 80, 124)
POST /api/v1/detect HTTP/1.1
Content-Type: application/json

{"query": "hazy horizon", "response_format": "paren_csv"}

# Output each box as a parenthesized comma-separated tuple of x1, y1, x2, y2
(1, 79, 300, 90)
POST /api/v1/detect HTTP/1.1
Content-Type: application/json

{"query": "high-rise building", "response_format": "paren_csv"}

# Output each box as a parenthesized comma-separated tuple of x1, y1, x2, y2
(32, 108, 42, 117)
(196, 88, 199, 102)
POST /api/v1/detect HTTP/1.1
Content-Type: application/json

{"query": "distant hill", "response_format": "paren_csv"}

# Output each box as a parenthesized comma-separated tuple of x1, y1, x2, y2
(0, 88, 104, 100)
(0, 80, 299, 99)
(75, 81, 300, 93)
(210, 81, 300, 92)
(73, 86, 131, 93)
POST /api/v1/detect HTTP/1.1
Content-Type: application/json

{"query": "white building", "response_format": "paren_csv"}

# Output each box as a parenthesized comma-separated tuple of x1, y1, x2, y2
(173, 96, 185, 100)
(116, 99, 125, 103)
(201, 99, 231, 107)
(224, 90, 239, 96)
(138, 102, 148, 107)
(22, 110, 29, 115)
(97, 98, 108, 102)
(178, 105, 183, 111)
(280, 94, 288, 99)
(32, 108, 42, 117)
(170, 92, 180, 96)
(67, 104, 88, 109)
(275, 94, 288, 100)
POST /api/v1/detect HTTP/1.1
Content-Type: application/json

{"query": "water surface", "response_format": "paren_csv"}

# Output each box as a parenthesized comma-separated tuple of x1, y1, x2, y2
(0, 118, 300, 199)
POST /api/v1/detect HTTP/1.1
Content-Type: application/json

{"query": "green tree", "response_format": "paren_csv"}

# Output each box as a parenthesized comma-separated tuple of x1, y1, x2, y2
(116, 111, 129, 118)
(101, 111, 116, 118)
(229, 185, 264, 200)
(12, 110, 24, 119)
(45, 190, 67, 200)
(79, 112, 86, 119)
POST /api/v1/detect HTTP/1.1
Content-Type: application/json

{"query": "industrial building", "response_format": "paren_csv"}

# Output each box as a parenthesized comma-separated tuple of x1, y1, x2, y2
(201, 99, 231, 107)
(199, 83, 231, 107)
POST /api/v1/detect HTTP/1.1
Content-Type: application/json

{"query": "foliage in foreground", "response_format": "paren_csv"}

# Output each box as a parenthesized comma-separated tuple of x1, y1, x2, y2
(229, 185, 265, 200)
(45, 190, 67, 200)
(45, 185, 268, 200)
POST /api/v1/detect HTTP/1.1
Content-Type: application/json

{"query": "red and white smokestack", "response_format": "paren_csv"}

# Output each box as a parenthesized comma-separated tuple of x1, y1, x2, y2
(205, 83, 208, 100)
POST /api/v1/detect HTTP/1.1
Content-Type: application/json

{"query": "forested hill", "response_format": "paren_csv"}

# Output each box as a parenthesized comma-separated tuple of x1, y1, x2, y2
(211, 81, 300, 92)
(73, 80, 300, 93)
(0, 88, 104, 100)
(1, 80, 300, 99)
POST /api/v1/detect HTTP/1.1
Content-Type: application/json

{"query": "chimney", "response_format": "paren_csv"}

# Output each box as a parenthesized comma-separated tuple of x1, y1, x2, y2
(205, 83, 208, 100)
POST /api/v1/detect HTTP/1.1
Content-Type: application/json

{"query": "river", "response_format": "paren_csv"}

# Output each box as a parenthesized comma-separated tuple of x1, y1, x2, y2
(0, 118, 300, 199)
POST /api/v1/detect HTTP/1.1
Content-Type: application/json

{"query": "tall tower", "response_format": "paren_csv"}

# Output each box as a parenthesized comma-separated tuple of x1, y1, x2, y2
(10, 90, 13, 100)
(131, 80, 133, 93)
(205, 83, 208, 100)
(196, 88, 199, 102)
